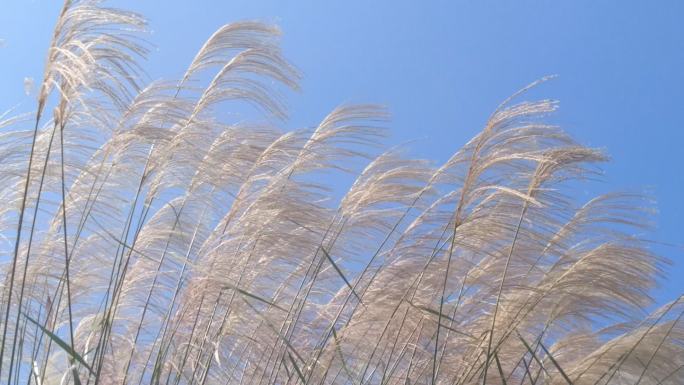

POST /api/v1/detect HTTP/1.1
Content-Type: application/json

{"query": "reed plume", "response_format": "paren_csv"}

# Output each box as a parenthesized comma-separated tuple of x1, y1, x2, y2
(0, 1, 681, 384)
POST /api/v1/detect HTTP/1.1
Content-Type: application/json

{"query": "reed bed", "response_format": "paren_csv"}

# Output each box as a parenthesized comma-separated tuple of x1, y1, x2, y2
(0, 1, 682, 384)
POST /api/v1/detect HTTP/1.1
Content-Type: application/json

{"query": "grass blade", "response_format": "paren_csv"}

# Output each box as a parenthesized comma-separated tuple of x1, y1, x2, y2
(21, 312, 93, 376)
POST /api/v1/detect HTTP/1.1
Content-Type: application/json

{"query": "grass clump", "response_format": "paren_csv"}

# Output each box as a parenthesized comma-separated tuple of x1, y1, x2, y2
(0, 1, 682, 384)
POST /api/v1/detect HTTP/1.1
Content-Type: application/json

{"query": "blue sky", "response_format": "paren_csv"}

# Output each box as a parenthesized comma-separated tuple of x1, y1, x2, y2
(1, 1, 682, 306)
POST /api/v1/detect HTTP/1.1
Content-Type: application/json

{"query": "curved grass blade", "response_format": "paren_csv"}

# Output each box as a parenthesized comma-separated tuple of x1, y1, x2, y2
(21, 312, 93, 377)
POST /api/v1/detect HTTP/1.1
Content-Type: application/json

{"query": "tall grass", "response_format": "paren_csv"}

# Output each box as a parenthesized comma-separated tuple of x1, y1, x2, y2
(0, 1, 682, 384)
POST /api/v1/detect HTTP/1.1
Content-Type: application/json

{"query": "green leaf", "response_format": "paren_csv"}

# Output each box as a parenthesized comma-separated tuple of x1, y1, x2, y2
(223, 283, 287, 312)
(405, 300, 476, 340)
(494, 353, 508, 385)
(242, 298, 306, 365)
(22, 311, 94, 377)
(321, 247, 364, 305)
(539, 340, 574, 385)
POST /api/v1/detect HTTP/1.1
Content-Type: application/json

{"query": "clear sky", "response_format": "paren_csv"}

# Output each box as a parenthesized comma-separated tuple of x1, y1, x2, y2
(1, 1, 682, 306)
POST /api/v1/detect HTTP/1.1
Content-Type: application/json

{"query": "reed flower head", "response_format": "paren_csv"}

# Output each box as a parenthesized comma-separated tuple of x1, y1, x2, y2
(0, 1, 681, 384)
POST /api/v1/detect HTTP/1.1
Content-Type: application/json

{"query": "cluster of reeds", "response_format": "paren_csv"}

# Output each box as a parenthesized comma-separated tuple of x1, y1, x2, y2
(0, 1, 682, 384)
